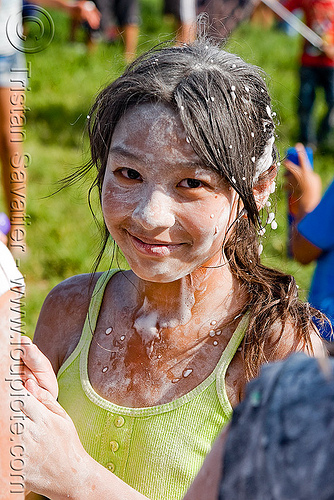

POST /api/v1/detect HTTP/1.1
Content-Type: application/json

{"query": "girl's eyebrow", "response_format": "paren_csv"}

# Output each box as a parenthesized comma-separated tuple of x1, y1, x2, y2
(109, 145, 210, 173)
(108, 146, 143, 162)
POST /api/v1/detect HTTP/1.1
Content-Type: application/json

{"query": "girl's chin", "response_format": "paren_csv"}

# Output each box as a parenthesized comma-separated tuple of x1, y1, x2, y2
(129, 262, 194, 283)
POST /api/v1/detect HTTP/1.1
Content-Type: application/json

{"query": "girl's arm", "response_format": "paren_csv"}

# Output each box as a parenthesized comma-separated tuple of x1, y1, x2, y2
(24, 277, 153, 499)
(22, 379, 149, 500)
(265, 319, 328, 362)
(33, 274, 99, 375)
(308, 329, 328, 357)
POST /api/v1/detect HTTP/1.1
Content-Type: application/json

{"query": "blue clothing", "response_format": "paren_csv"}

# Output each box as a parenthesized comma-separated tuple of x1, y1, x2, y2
(298, 178, 334, 340)
(0, 52, 27, 88)
(0, 0, 27, 88)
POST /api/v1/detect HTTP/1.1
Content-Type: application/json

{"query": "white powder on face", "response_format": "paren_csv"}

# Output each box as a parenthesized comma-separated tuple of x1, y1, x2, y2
(105, 102, 234, 284)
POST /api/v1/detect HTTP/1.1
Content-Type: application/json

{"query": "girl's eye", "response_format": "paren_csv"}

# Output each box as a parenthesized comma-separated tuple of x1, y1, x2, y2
(178, 178, 204, 189)
(119, 168, 142, 180)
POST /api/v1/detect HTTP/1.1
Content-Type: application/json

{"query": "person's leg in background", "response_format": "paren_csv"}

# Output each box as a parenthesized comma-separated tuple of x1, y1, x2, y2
(176, 0, 196, 44)
(318, 66, 334, 151)
(298, 65, 318, 149)
(94, 0, 118, 42)
(115, 0, 139, 63)
(163, 0, 196, 45)
(0, 52, 28, 259)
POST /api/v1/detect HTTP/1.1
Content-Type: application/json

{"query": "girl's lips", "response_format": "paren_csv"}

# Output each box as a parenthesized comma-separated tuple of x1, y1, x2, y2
(127, 232, 183, 256)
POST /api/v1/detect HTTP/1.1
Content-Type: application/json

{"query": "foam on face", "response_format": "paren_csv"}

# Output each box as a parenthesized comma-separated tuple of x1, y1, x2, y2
(102, 103, 237, 284)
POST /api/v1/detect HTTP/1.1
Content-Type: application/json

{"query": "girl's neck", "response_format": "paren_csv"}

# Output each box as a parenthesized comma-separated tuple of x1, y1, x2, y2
(130, 263, 246, 344)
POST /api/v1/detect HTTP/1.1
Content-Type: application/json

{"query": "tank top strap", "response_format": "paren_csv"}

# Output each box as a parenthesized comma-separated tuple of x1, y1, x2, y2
(83, 270, 119, 341)
(57, 270, 119, 379)
(215, 312, 249, 418)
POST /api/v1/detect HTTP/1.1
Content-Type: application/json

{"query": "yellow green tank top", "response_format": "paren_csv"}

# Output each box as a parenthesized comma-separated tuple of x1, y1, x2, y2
(57, 270, 248, 500)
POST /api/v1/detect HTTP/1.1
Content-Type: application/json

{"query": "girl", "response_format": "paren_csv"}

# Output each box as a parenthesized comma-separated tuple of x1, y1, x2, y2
(22, 38, 325, 499)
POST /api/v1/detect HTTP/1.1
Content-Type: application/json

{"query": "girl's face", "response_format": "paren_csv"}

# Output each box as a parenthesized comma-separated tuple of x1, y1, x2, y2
(102, 103, 238, 283)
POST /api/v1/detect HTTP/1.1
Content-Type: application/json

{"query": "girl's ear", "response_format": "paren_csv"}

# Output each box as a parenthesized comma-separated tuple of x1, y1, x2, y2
(253, 164, 277, 211)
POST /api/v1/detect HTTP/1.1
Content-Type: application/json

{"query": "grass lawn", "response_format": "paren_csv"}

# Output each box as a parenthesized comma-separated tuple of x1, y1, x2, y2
(4, 0, 333, 335)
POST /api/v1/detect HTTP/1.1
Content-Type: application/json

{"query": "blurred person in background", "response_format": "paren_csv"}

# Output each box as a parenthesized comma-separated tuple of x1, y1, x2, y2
(283, 0, 334, 151)
(197, 0, 258, 40)
(285, 143, 334, 343)
(94, 0, 139, 61)
(68, 0, 101, 52)
(164, 0, 197, 44)
(0, 0, 99, 259)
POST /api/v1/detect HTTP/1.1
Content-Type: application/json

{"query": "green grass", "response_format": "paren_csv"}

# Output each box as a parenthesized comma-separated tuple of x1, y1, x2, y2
(5, 1, 333, 335)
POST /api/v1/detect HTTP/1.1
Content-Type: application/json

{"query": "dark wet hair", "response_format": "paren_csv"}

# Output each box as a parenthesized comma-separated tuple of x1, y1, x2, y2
(75, 39, 323, 378)
(219, 353, 334, 499)
(89, 40, 275, 227)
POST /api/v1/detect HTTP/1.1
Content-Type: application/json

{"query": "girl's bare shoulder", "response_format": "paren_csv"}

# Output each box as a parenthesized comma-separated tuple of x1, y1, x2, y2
(265, 318, 327, 360)
(33, 273, 102, 374)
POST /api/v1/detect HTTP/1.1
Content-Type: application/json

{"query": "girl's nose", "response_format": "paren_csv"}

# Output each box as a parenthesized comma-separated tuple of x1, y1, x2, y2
(132, 189, 176, 230)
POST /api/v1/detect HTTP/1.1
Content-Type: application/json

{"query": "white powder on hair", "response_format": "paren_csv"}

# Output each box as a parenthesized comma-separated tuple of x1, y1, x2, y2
(253, 135, 275, 182)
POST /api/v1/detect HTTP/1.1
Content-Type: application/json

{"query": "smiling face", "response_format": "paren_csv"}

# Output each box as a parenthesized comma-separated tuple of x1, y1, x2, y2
(102, 103, 239, 283)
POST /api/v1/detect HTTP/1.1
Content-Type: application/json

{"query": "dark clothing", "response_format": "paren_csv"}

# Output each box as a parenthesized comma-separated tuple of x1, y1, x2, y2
(283, 0, 334, 145)
(219, 354, 334, 500)
(95, 0, 139, 30)
(164, 0, 196, 23)
(298, 65, 334, 144)
(198, 0, 258, 39)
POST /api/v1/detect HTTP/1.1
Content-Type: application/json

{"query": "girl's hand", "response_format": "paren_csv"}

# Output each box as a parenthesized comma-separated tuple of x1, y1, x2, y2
(22, 379, 88, 499)
(22, 380, 150, 500)
(20, 336, 58, 399)
(284, 143, 322, 220)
